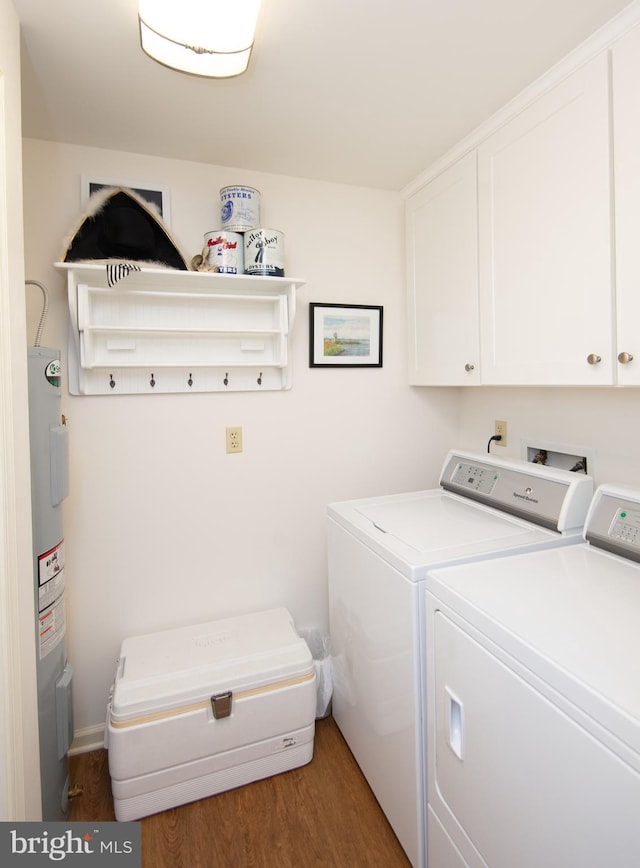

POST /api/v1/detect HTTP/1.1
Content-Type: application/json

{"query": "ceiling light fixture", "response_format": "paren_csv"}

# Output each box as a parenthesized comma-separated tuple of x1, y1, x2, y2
(138, 0, 263, 79)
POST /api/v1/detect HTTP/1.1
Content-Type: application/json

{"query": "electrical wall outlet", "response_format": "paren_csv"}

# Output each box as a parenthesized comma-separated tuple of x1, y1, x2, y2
(494, 419, 507, 446)
(226, 426, 243, 454)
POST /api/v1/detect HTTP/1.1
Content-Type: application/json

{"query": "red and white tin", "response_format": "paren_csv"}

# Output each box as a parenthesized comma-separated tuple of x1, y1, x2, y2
(244, 229, 285, 277)
(220, 186, 261, 232)
(204, 231, 244, 274)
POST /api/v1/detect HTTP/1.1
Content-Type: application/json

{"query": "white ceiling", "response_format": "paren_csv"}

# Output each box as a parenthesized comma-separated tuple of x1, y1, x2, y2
(14, 0, 633, 191)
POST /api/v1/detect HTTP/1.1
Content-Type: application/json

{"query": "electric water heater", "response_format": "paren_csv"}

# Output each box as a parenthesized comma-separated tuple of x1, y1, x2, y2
(27, 346, 73, 820)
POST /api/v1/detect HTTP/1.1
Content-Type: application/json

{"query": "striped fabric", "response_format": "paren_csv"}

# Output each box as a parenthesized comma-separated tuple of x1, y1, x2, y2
(107, 262, 142, 287)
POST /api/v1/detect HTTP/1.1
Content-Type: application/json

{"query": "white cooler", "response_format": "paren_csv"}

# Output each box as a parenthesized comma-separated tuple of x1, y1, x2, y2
(106, 608, 317, 821)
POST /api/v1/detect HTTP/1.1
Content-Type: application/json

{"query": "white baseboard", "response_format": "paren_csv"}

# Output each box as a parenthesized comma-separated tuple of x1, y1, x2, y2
(69, 723, 105, 756)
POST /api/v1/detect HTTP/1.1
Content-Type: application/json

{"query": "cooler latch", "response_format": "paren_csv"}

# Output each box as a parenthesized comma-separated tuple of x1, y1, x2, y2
(211, 691, 233, 719)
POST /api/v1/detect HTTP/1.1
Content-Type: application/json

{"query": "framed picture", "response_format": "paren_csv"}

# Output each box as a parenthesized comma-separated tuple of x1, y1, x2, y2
(309, 303, 383, 367)
(80, 176, 171, 226)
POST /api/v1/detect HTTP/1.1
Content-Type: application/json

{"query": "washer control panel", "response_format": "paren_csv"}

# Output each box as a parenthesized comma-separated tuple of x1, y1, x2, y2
(450, 462, 500, 496)
(440, 451, 593, 533)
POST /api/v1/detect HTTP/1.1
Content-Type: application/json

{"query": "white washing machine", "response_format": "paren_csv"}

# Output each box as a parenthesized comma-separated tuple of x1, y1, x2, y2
(327, 450, 593, 868)
(425, 483, 640, 868)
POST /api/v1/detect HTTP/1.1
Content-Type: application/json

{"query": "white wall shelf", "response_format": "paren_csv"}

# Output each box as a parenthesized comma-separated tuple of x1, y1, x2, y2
(55, 263, 305, 394)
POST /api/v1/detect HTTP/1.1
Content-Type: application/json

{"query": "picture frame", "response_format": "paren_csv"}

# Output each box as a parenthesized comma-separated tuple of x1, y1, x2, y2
(80, 176, 171, 226)
(309, 303, 383, 368)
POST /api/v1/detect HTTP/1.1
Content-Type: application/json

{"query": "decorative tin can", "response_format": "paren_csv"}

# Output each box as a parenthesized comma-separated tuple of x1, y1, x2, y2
(244, 229, 285, 277)
(220, 186, 261, 232)
(204, 231, 244, 274)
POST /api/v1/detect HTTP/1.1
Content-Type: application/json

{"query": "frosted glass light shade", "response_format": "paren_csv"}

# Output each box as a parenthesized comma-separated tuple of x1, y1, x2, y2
(138, 0, 262, 78)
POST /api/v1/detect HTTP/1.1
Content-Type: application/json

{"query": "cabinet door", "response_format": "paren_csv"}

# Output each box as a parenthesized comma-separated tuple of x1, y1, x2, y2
(406, 151, 479, 386)
(613, 24, 640, 386)
(478, 54, 613, 385)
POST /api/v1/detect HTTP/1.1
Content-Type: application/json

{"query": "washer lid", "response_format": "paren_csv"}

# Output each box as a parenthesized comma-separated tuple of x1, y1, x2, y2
(356, 492, 538, 553)
(329, 488, 564, 578)
(110, 607, 313, 721)
(328, 450, 593, 579)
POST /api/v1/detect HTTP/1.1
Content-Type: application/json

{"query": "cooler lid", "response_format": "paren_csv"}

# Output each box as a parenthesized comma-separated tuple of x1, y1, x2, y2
(110, 607, 314, 722)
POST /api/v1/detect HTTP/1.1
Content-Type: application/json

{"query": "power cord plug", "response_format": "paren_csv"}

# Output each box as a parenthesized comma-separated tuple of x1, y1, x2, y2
(487, 434, 502, 453)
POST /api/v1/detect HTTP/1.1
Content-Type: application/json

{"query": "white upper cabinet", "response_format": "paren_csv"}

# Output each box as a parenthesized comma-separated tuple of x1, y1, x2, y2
(478, 54, 613, 385)
(406, 151, 479, 386)
(612, 24, 640, 386)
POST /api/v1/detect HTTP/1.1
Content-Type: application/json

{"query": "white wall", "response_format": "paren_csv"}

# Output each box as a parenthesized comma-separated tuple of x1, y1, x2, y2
(456, 387, 640, 488)
(21, 139, 460, 738)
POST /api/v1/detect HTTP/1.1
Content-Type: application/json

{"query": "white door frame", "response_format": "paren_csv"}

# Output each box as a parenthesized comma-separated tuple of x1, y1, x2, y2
(0, 0, 43, 821)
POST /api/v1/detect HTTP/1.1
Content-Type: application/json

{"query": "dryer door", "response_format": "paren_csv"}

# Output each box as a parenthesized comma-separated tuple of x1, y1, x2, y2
(429, 608, 640, 868)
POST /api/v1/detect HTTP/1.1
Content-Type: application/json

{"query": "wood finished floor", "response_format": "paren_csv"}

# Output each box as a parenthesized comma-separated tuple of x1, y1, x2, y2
(68, 716, 411, 867)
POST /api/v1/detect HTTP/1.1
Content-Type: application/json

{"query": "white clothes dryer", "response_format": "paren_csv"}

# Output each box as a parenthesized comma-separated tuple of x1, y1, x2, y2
(425, 483, 640, 868)
(327, 450, 593, 867)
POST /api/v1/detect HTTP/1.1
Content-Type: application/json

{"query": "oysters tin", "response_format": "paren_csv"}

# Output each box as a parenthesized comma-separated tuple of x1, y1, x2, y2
(204, 230, 244, 274)
(220, 185, 260, 232)
(244, 228, 285, 277)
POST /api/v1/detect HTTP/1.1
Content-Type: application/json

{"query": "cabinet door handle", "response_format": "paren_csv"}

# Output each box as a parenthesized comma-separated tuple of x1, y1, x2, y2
(618, 351, 634, 364)
(586, 353, 602, 365)
(464, 363, 475, 372)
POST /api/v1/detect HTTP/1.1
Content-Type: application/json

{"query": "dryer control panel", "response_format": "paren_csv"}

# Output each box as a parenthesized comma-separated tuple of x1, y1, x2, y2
(610, 508, 640, 546)
(440, 450, 593, 533)
(585, 484, 640, 563)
